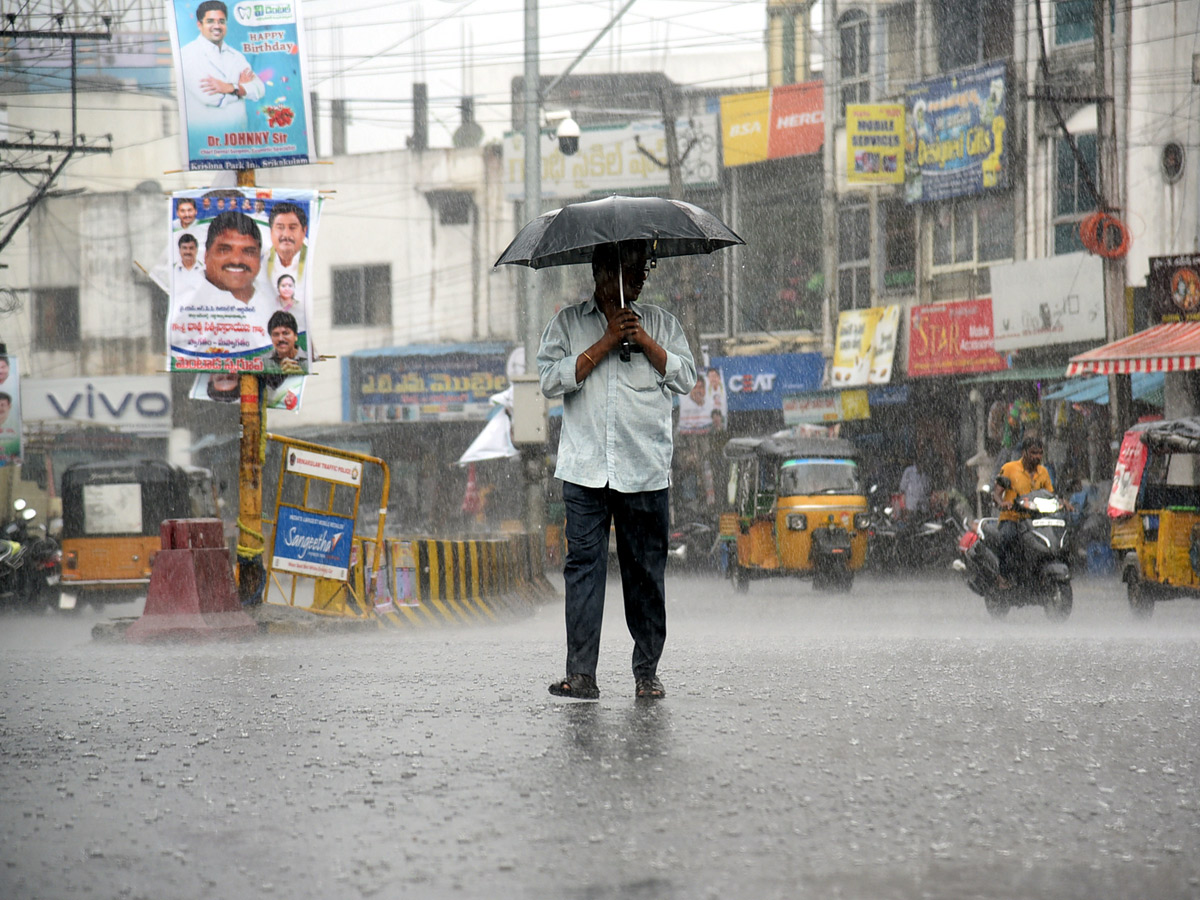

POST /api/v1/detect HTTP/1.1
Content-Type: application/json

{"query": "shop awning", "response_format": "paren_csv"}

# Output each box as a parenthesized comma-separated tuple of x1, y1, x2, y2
(1066, 322, 1200, 376)
(1041, 371, 1165, 406)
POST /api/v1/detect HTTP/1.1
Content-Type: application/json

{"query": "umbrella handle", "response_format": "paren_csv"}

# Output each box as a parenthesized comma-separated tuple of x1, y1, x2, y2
(618, 245, 631, 361)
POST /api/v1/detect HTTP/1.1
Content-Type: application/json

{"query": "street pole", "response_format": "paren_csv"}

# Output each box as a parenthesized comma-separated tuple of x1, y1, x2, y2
(820, 0, 838, 359)
(236, 167, 265, 605)
(1095, 0, 1131, 446)
(521, 0, 545, 540)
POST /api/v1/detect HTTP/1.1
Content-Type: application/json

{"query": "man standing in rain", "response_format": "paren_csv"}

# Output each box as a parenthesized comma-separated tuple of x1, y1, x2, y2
(537, 241, 696, 700)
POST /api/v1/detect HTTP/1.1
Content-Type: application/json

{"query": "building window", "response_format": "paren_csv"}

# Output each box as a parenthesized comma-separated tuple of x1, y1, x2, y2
(884, 201, 915, 291)
(838, 201, 871, 310)
(839, 10, 870, 119)
(332, 264, 392, 326)
(934, 0, 1011, 72)
(33, 287, 80, 350)
(884, 3, 917, 94)
(1054, 0, 1093, 46)
(1054, 133, 1098, 255)
(930, 193, 1014, 300)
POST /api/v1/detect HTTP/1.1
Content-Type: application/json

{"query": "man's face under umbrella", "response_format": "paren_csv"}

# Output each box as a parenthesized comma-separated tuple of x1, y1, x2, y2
(596, 246, 649, 302)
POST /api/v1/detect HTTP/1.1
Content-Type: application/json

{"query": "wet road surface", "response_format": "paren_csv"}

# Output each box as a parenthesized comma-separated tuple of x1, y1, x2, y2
(2, 570, 1198, 899)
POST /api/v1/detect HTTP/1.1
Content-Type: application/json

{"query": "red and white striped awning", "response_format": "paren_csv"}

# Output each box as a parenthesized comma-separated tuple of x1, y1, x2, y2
(1066, 322, 1200, 376)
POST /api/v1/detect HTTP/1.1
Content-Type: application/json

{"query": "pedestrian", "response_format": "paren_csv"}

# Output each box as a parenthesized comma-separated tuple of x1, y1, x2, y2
(537, 240, 697, 700)
(898, 456, 931, 517)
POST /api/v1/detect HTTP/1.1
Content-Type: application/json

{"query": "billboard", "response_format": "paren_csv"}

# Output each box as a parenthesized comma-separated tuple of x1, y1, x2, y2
(166, 0, 316, 170)
(846, 104, 904, 185)
(0, 354, 21, 466)
(21, 375, 171, 432)
(1147, 254, 1200, 324)
(990, 252, 1105, 350)
(907, 298, 1007, 377)
(904, 61, 1008, 203)
(271, 505, 354, 581)
(167, 187, 320, 376)
(719, 82, 825, 168)
(707, 353, 825, 412)
(503, 115, 719, 200)
(349, 346, 510, 423)
(831, 306, 900, 387)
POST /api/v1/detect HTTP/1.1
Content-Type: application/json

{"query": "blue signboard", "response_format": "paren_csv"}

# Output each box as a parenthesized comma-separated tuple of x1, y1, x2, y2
(346, 343, 510, 423)
(905, 60, 1009, 203)
(271, 505, 354, 581)
(708, 353, 825, 413)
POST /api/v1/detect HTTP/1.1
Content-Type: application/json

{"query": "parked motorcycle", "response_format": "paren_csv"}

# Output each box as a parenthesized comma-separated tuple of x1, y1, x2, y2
(865, 485, 960, 572)
(953, 481, 1073, 621)
(0, 500, 62, 612)
(667, 520, 717, 570)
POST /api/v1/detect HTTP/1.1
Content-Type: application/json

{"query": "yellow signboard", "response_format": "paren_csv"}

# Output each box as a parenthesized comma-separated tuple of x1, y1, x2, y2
(719, 90, 770, 167)
(831, 305, 900, 386)
(846, 103, 904, 185)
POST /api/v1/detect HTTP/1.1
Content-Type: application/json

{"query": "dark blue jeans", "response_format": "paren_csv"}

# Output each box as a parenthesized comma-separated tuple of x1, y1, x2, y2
(561, 481, 669, 681)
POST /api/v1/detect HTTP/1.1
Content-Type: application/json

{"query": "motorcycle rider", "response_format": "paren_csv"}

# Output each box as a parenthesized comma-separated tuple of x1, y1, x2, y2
(993, 435, 1054, 587)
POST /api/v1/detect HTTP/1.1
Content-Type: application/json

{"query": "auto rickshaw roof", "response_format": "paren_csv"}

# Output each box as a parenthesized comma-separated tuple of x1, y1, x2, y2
(723, 434, 860, 461)
(1139, 416, 1200, 453)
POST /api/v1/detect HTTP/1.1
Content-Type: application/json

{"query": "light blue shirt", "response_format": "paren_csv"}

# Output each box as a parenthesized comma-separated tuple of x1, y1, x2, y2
(538, 296, 696, 493)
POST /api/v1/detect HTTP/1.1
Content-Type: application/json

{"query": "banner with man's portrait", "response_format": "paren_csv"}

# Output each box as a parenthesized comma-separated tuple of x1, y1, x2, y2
(166, 0, 316, 170)
(167, 187, 320, 376)
(0, 354, 21, 467)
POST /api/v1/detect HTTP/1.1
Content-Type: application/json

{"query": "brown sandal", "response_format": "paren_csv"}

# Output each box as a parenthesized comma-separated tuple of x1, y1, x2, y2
(635, 676, 665, 699)
(548, 673, 600, 699)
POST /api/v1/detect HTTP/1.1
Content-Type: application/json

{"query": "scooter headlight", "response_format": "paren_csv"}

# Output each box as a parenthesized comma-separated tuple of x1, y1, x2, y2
(853, 513, 870, 531)
(786, 513, 807, 531)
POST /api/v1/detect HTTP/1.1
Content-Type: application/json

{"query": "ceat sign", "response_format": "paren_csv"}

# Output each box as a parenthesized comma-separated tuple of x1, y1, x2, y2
(708, 352, 824, 413)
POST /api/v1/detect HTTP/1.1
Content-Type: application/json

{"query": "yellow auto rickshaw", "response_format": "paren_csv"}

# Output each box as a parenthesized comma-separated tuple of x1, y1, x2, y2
(1110, 415, 1200, 618)
(720, 432, 869, 592)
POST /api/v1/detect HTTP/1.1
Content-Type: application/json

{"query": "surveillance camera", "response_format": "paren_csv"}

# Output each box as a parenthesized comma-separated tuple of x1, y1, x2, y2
(556, 116, 580, 156)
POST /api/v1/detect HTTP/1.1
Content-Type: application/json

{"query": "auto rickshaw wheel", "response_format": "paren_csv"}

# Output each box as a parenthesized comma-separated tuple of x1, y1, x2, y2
(1127, 579, 1155, 619)
(730, 563, 750, 594)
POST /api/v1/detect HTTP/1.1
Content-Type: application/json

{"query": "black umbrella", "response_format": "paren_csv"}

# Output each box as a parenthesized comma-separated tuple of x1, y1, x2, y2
(494, 194, 744, 270)
(495, 194, 744, 360)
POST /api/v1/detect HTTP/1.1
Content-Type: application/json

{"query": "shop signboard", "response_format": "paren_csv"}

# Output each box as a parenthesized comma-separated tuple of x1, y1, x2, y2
(348, 344, 510, 423)
(165, 0, 316, 171)
(904, 60, 1008, 203)
(0, 355, 21, 466)
(831, 305, 900, 386)
(907, 298, 1007, 377)
(708, 353, 825, 412)
(990, 252, 1105, 350)
(783, 389, 869, 425)
(271, 505, 354, 581)
(719, 90, 771, 167)
(846, 104, 904, 185)
(167, 187, 321, 377)
(766, 81, 824, 159)
(1147, 253, 1200, 323)
(720, 83, 825, 168)
(20, 375, 171, 433)
(503, 115, 719, 200)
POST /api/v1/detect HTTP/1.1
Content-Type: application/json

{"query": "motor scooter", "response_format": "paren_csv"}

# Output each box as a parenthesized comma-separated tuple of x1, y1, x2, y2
(866, 485, 960, 573)
(953, 479, 1073, 621)
(0, 500, 62, 612)
(667, 520, 717, 570)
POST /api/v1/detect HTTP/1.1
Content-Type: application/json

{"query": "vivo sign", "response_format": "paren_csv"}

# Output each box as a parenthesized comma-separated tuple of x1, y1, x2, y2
(23, 376, 172, 433)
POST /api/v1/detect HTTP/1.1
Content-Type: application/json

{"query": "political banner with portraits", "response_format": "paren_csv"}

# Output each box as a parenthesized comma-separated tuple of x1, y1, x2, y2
(167, 186, 320, 376)
(166, 0, 316, 170)
(190, 373, 307, 410)
(677, 367, 728, 435)
(0, 354, 21, 466)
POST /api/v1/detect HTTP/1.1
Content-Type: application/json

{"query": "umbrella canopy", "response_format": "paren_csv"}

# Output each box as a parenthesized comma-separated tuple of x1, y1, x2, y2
(494, 194, 744, 270)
